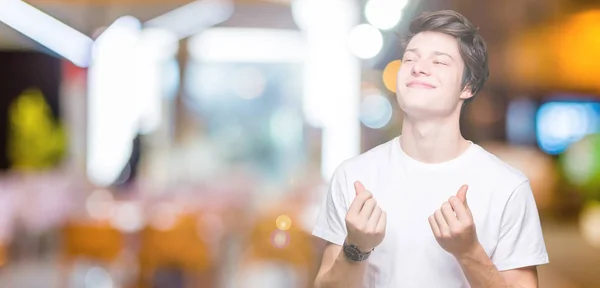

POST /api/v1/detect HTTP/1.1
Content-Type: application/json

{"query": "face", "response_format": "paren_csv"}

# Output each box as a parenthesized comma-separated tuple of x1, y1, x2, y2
(396, 31, 473, 119)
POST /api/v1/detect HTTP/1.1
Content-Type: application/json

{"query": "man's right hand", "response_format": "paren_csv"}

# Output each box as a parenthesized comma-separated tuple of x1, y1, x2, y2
(344, 181, 387, 253)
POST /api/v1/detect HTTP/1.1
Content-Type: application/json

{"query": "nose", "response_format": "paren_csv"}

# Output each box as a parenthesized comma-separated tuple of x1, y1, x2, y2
(411, 59, 431, 76)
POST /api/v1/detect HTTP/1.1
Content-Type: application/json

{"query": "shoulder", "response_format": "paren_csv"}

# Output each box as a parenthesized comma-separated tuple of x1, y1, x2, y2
(339, 137, 397, 175)
(469, 144, 530, 190)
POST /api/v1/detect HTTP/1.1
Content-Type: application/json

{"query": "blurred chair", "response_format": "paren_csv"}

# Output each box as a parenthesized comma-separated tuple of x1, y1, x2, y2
(137, 213, 215, 288)
(59, 220, 125, 287)
(237, 210, 317, 288)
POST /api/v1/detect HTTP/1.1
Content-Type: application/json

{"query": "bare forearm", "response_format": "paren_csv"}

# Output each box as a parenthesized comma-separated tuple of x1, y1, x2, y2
(457, 244, 510, 288)
(315, 252, 368, 288)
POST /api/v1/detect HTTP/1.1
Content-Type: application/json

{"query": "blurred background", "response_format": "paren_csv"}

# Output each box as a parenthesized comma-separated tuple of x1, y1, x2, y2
(0, 0, 599, 287)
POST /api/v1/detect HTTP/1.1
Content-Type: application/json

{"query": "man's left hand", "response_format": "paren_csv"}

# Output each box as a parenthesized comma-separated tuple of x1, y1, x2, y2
(428, 185, 480, 258)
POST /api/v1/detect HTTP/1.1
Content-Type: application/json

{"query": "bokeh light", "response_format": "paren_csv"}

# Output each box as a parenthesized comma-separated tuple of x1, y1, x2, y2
(364, 0, 407, 30)
(84, 266, 114, 288)
(347, 24, 383, 59)
(270, 230, 290, 249)
(275, 215, 292, 231)
(561, 134, 600, 196)
(85, 189, 116, 221)
(149, 203, 180, 231)
(536, 101, 600, 155)
(580, 201, 600, 248)
(109, 202, 144, 233)
(382, 59, 401, 93)
(359, 93, 393, 129)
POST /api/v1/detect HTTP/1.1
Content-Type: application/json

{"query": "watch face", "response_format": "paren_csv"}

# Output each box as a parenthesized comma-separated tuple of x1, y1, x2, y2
(344, 243, 368, 261)
(347, 247, 360, 259)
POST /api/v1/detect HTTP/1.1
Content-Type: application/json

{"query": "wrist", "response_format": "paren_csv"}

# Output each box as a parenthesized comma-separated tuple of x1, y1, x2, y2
(456, 242, 485, 262)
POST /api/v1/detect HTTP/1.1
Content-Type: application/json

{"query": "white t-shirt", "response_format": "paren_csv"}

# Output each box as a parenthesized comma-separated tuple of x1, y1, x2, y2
(312, 136, 549, 288)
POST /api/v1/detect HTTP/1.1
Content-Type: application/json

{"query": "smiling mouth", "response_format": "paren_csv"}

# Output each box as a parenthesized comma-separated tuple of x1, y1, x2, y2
(406, 82, 435, 89)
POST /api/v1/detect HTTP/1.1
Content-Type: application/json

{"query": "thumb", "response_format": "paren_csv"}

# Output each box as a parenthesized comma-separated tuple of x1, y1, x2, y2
(456, 185, 469, 204)
(354, 181, 366, 196)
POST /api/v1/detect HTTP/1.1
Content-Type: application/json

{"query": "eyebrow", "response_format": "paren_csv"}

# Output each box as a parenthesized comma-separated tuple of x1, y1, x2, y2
(405, 48, 454, 61)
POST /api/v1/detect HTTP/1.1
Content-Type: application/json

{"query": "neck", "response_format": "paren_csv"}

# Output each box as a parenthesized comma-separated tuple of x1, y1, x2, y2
(400, 110, 470, 164)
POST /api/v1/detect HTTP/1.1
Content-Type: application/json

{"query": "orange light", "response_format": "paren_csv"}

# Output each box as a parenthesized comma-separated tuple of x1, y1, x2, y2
(382, 60, 402, 93)
(505, 10, 600, 92)
(553, 10, 600, 91)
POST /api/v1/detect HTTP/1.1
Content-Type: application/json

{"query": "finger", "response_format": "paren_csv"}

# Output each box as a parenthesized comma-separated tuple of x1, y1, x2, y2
(359, 198, 377, 219)
(366, 206, 382, 231)
(354, 181, 367, 196)
(434, 209, 450, 236)
(456, 185, 468, 204)
(449, 196, 471, 221)
(440, 202, 460, 227)
(376, 211, 387, 233)
(348, 184, 372, 215)
(428, 215, 441, 237)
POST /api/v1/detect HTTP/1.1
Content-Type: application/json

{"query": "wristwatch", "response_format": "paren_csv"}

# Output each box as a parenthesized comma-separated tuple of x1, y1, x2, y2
(343, 241, 373, 262)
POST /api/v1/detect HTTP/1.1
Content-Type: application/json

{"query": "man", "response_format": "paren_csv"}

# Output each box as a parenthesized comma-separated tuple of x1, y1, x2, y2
(312, 10, 549, 288)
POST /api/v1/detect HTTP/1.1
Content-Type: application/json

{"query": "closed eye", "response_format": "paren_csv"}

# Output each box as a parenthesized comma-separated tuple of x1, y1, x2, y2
(433, 60, 447, 66)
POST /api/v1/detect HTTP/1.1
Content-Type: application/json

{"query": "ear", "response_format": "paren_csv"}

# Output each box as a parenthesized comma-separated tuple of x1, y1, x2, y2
(459, 86, 474, 100)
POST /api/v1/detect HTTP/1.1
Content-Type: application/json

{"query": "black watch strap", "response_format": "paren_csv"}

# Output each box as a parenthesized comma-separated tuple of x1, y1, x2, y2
(343, 241, 373, 262)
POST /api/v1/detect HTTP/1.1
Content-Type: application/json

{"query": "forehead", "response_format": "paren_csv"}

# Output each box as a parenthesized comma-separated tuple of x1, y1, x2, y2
(404, 31, 461, 58)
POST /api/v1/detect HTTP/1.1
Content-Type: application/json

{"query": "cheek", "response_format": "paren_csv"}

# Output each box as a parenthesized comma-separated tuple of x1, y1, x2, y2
(397, 66, 411, 78)
(396, 67, 410, 86)
(442, 69, 462, 89)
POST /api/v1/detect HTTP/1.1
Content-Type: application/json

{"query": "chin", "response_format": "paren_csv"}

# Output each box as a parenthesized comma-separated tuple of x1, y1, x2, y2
(397, 99, 442, 119)
(402, 103, 460, 120)
(401, 105, 434, 118)
(397, 92, 432, 109)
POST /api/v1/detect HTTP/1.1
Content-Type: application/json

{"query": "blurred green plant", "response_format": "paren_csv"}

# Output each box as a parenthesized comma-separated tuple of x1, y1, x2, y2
(560, 133, 600, 201)
(7, 88, 67, 170)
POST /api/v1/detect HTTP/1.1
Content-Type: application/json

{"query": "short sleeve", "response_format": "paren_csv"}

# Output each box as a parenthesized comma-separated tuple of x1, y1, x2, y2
(312, 165, 349, 246)
(491, 180, 550, 271)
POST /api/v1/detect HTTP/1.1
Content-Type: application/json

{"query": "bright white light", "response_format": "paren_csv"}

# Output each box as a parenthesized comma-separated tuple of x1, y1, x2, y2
(365, 0, 407, 30)
(137, 28, 179, 61)
(291, 0, 357, 33)
(0, 0, 93, 67)
(134, 28, 178, 134)
(145, 0, 234, 40)
(360, 94, 393, 129)
(188, 28, 305, 63)
(94, 16, 142, 49)
(88, 17, 178, 186)
(87, 16, 142, 187)
(348, 24, 383, 59)
(293, 0, 361, 180)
